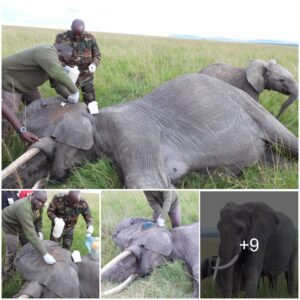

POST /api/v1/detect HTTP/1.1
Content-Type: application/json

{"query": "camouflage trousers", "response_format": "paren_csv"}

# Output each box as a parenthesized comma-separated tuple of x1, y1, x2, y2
(152, 200, 181, 228)
(77, 77, 96, 105)
(50, 225, 75, 249)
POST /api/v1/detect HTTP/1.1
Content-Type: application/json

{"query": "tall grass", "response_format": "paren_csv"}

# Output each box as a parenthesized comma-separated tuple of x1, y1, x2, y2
(2, 191, 100, 298)
(201, 237, 298, 298)
(2, 25, 298, 188)
(101, 191, 199, 298)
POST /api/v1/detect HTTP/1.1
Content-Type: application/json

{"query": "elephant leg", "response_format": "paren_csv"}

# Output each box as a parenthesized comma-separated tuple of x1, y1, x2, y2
(286, 242, 297, 295)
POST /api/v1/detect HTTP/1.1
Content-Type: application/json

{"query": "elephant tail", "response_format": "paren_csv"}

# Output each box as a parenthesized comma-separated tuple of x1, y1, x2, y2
(248, 102, 298, 158)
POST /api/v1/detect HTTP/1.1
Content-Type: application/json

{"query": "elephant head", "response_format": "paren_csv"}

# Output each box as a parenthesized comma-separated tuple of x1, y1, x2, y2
(14, 240, 99, 298)
(246, 60, 298, 118)
(214, 202, 279, 297)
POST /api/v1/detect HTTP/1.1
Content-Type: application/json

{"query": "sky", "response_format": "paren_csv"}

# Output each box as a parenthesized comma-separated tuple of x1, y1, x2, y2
(201, 192, 298, 228)
(1, 0, 299, 42)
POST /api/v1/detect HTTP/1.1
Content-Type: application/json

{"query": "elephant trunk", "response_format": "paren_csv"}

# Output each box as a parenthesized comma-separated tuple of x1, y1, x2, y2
(277, 92, 298, 118)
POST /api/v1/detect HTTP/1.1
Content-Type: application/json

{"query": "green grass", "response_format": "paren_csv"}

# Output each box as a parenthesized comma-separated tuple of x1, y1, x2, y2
(201, 237, 298, 298)
(101, 191, 199, 298)
(2, 25, 298, 188)
(2, 192, 99, 298)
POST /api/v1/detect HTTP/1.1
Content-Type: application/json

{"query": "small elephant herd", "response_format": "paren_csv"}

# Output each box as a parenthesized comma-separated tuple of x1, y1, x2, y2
(202, 202, 297, 298)
(2, 60, 298, 189)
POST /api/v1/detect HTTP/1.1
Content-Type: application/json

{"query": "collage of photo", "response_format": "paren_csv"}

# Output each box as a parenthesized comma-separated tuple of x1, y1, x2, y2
(1, 0, 298, 299)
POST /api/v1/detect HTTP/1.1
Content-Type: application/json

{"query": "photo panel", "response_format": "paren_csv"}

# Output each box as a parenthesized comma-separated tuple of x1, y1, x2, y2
(101, 190, 200, 298)
(201, 191, 298, 298)
(1, 189, 100, 298)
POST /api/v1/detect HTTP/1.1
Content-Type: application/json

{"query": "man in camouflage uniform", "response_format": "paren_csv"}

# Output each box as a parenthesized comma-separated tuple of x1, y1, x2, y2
(2, 191, 56, 279)
(144, 191, 181, 228)
(47, 191, 93, 249)
(54, 19, 101, 105)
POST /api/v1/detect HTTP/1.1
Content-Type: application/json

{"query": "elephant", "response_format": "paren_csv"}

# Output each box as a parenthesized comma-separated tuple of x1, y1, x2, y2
(199, 60, 298, 118)
(2, 73, 298, 189)
(101, 218, 199, 297)
(12, 240, 99, 298)
(213, 202, 297, 298)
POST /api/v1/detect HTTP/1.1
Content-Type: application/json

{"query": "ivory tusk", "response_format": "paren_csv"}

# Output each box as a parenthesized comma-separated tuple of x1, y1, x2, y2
(101, 250, 132, 275)
(2, 148, 40, 179)
(103, 273, 137, 296)
(212, 254, 239, 270)
(18, 296, 30, 298)
(212, 257, 220, 281)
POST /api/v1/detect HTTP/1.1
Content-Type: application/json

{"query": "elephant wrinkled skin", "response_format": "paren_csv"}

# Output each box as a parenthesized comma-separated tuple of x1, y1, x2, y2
(101, 218, 199, 297)
(2, 74, 298, 188)
(14, 240, 99, 298)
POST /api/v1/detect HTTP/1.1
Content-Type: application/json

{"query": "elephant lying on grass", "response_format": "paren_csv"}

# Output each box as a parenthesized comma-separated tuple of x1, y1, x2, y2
(2, 74, 298, 188)
(101, 218, 199, 297)
(199, 60, 298, 118)
(13, 240, 99, 298)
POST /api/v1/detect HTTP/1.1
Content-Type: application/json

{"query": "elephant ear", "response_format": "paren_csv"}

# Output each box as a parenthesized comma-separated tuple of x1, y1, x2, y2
(23, 97, 94, 150)
(130, 227, 173, 256)
(246, 60, 267, 93)
(247, 202, 279, 243)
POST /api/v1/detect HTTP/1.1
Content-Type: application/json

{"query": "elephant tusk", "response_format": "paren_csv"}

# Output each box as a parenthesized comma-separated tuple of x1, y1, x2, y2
(101, 250, 132, 275)
(2, 148, 41, 180)
(212, 254, 239, 270)
(212, 257, 220, 281)
(18, 296, 30, 298)
(103, 273, 137, 296)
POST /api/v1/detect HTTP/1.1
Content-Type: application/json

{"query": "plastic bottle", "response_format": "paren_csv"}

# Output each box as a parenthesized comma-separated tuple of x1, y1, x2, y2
(53, 218, 65, 238)
(91, 239, 99, 261)
(66, 66, 80, 84)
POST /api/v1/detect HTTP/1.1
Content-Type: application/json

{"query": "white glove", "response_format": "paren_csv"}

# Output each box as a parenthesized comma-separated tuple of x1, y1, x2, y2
(67, 91, 79, 103)
(38, 232, 44, 240)
(87, 225, 94, 234)
(64, 65, 72, 72)
(156, 217, 165, 227)
(54, 217, 62, 224)
(88, 63, 96, 73)
(43, 253, 56, 264)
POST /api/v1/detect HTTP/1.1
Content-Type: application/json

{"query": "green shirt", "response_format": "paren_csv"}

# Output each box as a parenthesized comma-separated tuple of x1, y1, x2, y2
(144, 191, 179, 219)
(2, 197, 47, 256)
(2, 45, 78, 95)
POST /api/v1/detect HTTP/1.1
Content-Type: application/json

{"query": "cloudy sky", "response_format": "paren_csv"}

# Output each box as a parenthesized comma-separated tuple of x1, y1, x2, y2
(1, 0, 299, 42)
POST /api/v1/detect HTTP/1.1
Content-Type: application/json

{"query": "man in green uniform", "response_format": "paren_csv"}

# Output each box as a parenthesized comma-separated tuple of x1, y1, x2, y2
(47, 191, 93, 249)
(2, 43, 80, 138)
(144, 191, 181, 228)
(2, 191, 56, 279)
(54, 19, 101, 106)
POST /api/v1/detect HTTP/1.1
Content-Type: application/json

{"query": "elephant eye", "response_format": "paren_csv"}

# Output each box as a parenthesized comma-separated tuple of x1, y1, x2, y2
(279, 78, 285, 83)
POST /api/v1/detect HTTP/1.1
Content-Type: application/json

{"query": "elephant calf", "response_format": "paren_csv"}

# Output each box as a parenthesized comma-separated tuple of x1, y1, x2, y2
(199, 60, 298, 118)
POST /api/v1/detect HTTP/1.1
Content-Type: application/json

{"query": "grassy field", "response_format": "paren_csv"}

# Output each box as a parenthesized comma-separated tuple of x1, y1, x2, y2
(101, 191, 199, 298)
(2, 191, 100, 298)
(201, 237, 298, 298)
(2, 25, 298, 188)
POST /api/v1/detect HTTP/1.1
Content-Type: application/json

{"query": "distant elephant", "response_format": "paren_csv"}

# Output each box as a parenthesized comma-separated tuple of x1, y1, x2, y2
(199, 60, 298, 118)
(213, 202, 297, 298)
(13, 240, 99, 298)
(101, 218, 199, 297)
(2, 74, 298, 189)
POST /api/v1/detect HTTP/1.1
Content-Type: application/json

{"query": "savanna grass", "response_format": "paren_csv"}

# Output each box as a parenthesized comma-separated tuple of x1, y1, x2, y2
(2, 25, 298, 188)
(2, 191, 100, 298)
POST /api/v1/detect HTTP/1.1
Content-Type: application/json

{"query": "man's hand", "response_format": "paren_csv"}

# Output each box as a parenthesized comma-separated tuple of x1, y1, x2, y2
(43, 253, 56, 264)
(88, 63, 96, 73)
(156, 217, 165, 227)
(67, 91, 79, 103)
(38, 232, 44, 240)
(87, 225, 94, 234)
(20, 131, 39, 143)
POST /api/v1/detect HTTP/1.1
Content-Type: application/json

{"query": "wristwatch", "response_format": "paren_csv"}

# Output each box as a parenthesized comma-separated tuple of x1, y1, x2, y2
(16, 126, 27, 135)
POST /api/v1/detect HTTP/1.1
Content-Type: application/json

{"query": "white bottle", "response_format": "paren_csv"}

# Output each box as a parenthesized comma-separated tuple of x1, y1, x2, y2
(65, 66, 80, 84)
(53, 218, 65, 238)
